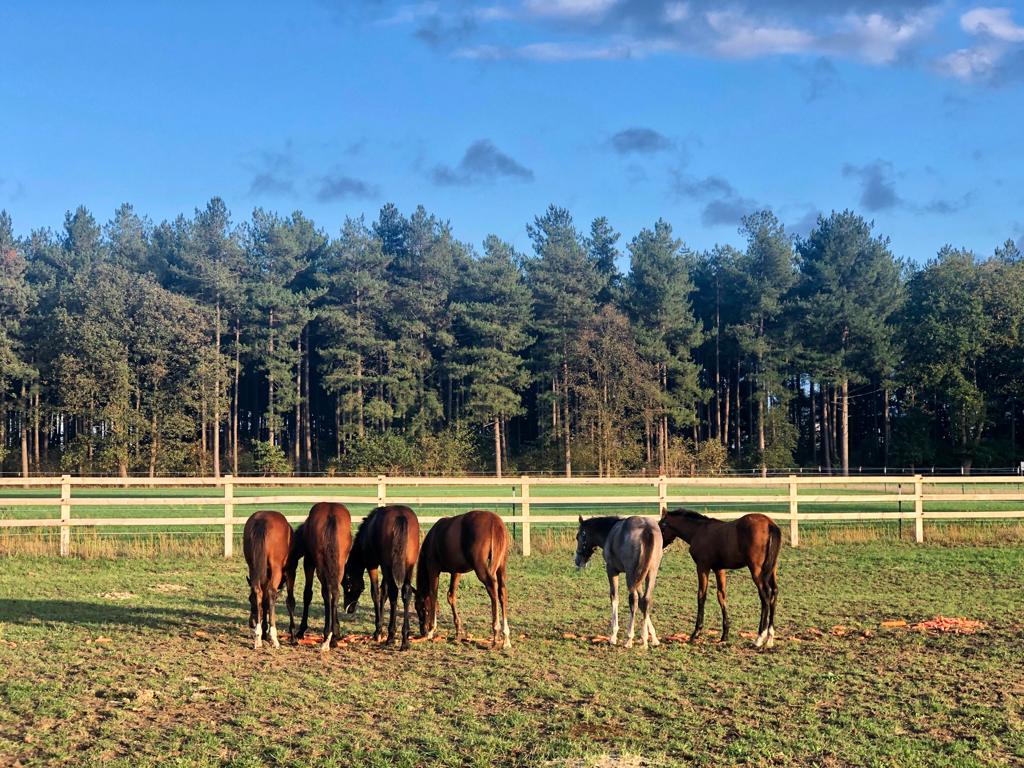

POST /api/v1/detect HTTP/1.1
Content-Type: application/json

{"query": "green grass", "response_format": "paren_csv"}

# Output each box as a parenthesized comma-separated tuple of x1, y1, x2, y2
(1, 540, 1023, 766)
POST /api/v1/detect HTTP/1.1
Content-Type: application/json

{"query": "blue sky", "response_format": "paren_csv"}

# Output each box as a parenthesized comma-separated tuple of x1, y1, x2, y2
(1, 0, 1022, 264)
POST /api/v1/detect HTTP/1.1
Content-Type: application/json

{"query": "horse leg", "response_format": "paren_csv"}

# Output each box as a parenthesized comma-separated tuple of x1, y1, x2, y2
(642, 572, 659, 648)
(485, 573, 501, 648)
(249, 582, 263, 650)
(285, 565, 296, 643)
(714, 570, 729, 643)
(766, 569, 778, 648)
(606, 570, 619, 646)
(691, 568, 709, 643)
(497, 563, 510, 649)
(624, 584, 639, 649)
(266, 577, 280, 648)
(400, 580, 413, 651)
(447, 572, 464, 640)
(749, 565, 770, 648)
(385, 571, 400, 646)
(369, 568, 383, 642)
(297, 558, 314, 639)
(423, 571, 440, 639)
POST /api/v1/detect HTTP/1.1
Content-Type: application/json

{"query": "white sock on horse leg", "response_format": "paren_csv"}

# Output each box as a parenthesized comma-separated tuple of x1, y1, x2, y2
(268, 625, 279, 648)
(320, 632, 333, 652)
(252, 626, 263, 650)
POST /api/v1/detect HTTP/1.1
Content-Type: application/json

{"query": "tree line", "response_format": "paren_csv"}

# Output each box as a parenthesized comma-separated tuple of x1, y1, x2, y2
(1, 200, 1021, 477)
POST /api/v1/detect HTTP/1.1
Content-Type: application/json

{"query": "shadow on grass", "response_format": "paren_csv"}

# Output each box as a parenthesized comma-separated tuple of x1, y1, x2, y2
(0, 598, 234, 631)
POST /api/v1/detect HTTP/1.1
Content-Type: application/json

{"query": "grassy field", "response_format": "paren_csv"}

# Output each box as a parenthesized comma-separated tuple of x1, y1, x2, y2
(1, 537, 1022, 767)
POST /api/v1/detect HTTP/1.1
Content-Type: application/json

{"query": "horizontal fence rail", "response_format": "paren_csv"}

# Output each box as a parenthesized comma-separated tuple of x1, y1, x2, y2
(1, 474, 1024, 557)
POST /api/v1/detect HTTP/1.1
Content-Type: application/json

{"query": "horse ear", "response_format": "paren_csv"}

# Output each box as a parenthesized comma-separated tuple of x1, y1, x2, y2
(578, 515, 584, 524)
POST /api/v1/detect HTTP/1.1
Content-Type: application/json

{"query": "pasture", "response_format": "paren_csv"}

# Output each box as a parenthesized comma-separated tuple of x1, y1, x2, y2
(1, 535, 1022, 767)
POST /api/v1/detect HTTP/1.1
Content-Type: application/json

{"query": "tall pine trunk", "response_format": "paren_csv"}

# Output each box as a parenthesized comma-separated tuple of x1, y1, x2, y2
(562, 361, 572, 478)
(294, 328, 303, 471)
(840, 377, 850, 476)
(20, 382, 29, 480)
(303, 326, 313, 469)
(822, 382, 832, 472)
(268, 309, 275, 446)
(213, 302, 221, 479)
(232, 321, 240, 475)
(494, 417, 502, 478)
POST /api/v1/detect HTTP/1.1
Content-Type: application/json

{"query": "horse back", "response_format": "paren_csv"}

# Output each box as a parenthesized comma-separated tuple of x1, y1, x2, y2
(425, 510, 506, 575)
(243, 510, 292, 585)
(303, 502, 353, 570)
(369, 505, 421, 571)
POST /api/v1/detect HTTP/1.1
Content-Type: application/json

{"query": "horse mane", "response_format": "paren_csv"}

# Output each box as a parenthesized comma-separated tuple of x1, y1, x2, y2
(582, 515, 624, 537)
(665, 508, 713, 522)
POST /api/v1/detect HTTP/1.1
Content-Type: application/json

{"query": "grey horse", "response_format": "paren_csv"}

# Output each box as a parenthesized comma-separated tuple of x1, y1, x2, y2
(574, 515, 663, 648)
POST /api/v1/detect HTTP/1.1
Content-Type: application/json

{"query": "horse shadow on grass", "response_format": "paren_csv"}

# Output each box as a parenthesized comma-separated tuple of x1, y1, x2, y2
(0, 599, 235, 633)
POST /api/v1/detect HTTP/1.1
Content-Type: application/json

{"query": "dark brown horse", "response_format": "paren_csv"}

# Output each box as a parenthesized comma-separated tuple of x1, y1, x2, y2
(415, 510, 511, 648)
(659, 509, 781, 648)
(293, 502, 353, 650)
(242, 510, 295, 649)
(343, 505, 421, 650)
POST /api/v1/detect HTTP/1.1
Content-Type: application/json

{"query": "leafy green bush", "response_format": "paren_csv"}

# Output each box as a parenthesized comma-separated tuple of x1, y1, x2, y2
(251, 440, 291, 476)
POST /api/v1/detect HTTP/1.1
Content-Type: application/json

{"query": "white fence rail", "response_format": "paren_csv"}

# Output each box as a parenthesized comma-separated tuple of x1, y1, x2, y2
(2, 474, 1024, 557)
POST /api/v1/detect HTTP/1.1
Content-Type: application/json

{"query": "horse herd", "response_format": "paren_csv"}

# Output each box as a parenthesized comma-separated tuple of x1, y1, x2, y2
(243, 503, 781, 653)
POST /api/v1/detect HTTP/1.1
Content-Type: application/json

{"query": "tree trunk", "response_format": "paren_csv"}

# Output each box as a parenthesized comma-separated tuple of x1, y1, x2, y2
(822, 383, 832, 472)
(294, 328, 303, 471)
(734, 360, 742, 463)
(232, 321, 241, 476)
(32, 388, 40, 471)
(20, 383, 29, 480)
(757, 388, 767, 478)
(562, 362, 572, 478)
(268, 309, 275, 446)
(149, 407, 158, 479)
(723, 379, 731, 452)
(494, 417, 502, 478)
(303, 326, 313, 469)
(809, 379, 817, 465)
(840, 377, 849, 476)
(213, 302, 221, 479)
(883, 386, 891, 468)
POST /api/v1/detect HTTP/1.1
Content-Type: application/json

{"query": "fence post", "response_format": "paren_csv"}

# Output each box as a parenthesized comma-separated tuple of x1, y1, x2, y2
(788, 475, 799, 547)
(377, 475, 386, 507)
(520, 475, 531, 557)
(59, 474, 71, 557)
(914, 474, 924, 543)
(657, 475, 667, 515)
(223, 475, 234, 558)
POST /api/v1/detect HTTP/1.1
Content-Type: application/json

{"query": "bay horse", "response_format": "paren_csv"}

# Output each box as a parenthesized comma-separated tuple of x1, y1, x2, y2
(293, 502, 353, 650)
(415, 510, 511, 648)
(242, 510, 295, 649)
(659, 509, 781, 648)
(343, 505, 421, 650)
(574, 515, 663, 648)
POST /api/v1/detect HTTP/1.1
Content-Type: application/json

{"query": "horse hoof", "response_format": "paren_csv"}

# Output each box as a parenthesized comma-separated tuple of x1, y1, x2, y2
(624, 639, 634, 649)
(765, 630, 775, 649)
(253, 638, 263, 650)
(503, 638, 511, 649)
(608, 636, 618, 646)
(320, 633, 333, 652)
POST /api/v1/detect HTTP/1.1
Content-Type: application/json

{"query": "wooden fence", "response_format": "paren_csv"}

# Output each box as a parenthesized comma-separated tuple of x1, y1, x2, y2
(2, 474, 1024, 557)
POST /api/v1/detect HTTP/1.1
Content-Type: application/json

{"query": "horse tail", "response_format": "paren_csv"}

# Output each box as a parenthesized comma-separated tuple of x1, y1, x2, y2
(635, 522, 658, 585)
(322, 509, 341, 590)
(247, 517, 269, 589)
(391, 513, 409, 587)
(762, 520, 782, 586)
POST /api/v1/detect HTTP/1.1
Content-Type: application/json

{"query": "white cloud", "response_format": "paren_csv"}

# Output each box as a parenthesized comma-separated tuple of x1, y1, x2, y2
(939, 6, 1024, 81)
(456, 40, 636, 60)
(833, 10, 938, 64)
(523, 0, 618, 19)
(707, 12, 816, 57)
(961, 7, 1024, 42)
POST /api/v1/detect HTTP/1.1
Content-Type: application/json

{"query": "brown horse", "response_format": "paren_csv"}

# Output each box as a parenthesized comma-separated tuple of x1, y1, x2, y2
(343, 505, 421, 650)
(242, 510, 294, 649)
(659, 509, 781, 648)
(415, 510, 511, 648)
(293, 502, 353, 650)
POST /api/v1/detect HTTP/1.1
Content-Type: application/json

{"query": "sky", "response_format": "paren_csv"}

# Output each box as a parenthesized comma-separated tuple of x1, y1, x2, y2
(1, 0, 1022, 265)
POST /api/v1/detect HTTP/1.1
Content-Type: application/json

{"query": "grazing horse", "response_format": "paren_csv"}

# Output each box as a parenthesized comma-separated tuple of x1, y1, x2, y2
(659, 509, 781, 648)
(242, 510, 295, 649)
(575, 515, 663, 649)
(293, 502, 353, 650)
(343, 505, 421, 650)
(415, 510, 511, 649)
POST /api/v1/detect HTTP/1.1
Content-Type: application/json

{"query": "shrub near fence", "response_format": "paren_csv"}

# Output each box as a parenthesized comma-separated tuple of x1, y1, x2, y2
(2, 474, 1024, 557)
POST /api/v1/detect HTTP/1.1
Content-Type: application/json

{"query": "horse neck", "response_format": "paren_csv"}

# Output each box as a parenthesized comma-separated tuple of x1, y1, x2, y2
(669, 518, 705, 544)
